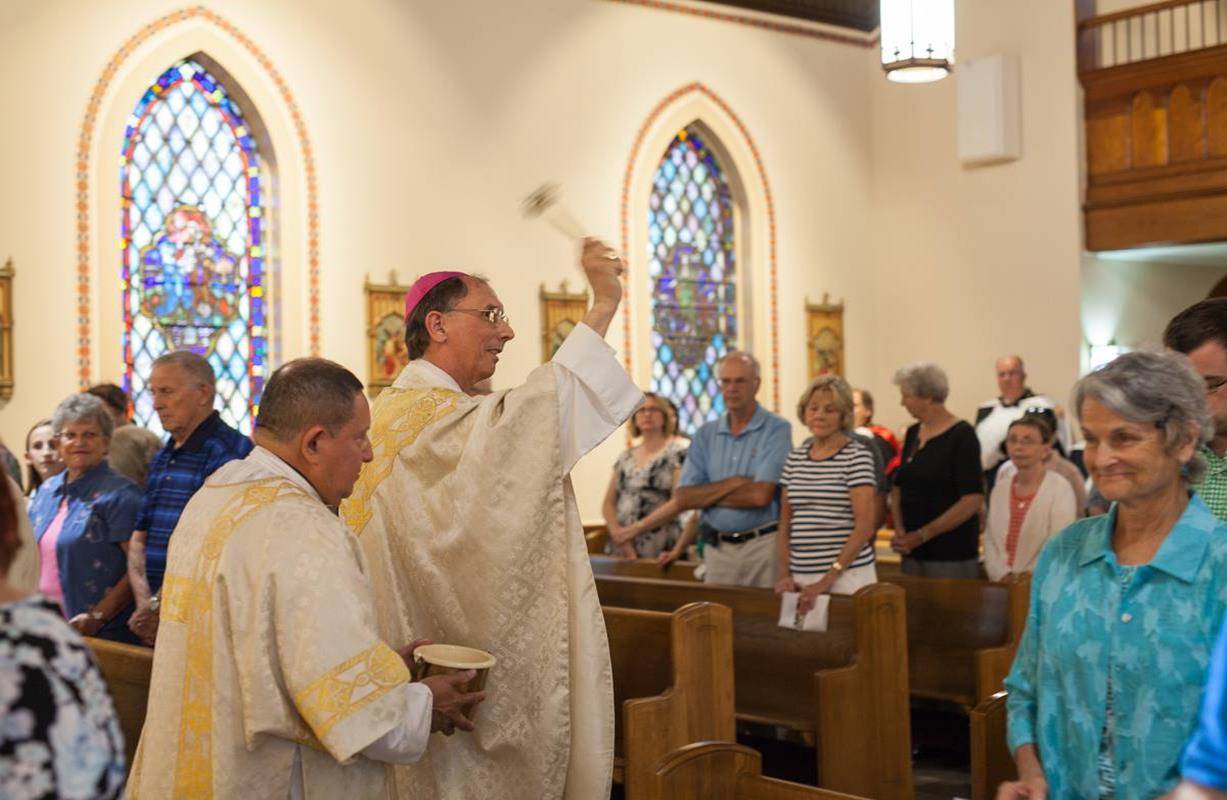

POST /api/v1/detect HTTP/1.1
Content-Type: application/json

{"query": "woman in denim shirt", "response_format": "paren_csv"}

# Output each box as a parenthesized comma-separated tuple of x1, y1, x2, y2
(27, 394, 143, 644)
(1000, 351, 1227, 800)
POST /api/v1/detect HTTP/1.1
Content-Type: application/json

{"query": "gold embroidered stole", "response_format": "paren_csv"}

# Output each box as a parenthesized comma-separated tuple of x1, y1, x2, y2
(160, 479, 302, 798)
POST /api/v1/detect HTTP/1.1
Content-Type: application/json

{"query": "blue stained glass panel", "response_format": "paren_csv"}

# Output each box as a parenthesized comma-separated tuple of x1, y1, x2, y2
(648, 127, 736, 435)
(120, 59, 268, 435)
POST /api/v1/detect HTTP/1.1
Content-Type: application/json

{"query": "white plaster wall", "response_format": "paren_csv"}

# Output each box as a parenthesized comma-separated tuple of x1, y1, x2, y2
(0, 0, 877, 517)
(866, 0, 1085, 432)
(1082, 256, 1225, 354)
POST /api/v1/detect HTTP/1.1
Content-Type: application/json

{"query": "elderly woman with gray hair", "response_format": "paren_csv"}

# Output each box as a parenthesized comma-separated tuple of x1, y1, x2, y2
(27, 394, 144, 643)
(888, 362, 984, 578)
(999, 351, 1227, 800)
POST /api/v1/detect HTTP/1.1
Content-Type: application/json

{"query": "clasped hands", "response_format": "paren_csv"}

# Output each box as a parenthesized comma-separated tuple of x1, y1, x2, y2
(398, 640, 487, 736)
(128, 602, 159, 646)
(774, 572, 837, 615)
(890, 527, 929, 556)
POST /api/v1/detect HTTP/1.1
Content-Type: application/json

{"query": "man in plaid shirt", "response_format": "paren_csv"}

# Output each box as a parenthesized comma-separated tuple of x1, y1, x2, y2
(126, 351, 252, 644)
(1165, 298, 1227, 522)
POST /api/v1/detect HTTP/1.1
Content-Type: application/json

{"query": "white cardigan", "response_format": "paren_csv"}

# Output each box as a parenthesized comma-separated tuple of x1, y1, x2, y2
(984, 469, 1077, 581)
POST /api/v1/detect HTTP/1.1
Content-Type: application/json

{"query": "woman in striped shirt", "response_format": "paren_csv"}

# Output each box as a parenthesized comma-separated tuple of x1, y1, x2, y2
(775, 375, 878, 611)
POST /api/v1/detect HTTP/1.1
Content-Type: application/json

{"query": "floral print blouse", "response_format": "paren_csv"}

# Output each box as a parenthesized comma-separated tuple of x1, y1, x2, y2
(0, 595, 125, 799)
(609, 440, 687, 558)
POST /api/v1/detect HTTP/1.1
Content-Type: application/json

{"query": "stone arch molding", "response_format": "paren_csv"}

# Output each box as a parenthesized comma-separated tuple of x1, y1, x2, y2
(78, 6, 320, 389)
(620, 82, 780, 411)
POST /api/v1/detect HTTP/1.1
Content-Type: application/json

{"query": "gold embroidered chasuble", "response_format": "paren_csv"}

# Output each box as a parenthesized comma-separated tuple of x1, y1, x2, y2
(127, 451, 414, 799)
(342, 327, 640, 800)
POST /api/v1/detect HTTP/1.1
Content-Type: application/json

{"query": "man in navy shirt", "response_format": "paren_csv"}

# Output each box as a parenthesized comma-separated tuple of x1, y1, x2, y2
(125, 351, 252, 644)
(674, 352, 792, 587)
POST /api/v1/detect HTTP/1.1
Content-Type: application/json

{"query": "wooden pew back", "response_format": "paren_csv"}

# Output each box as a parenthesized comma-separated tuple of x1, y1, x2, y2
(881, 573, 1030, 706)
(591, 554, 701, 581)
(604, 602, 735, 799)
(971, 691, 1016, 800)
(650, 742, 870, 800)
(595, 575, 912, 800)
(85, 637, 153, 766)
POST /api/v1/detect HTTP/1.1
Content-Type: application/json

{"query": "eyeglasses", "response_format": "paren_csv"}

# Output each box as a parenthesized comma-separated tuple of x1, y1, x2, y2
(447, 308, 510, 327)
(1206, 376, 1227, 394)
(58, 430, 102, 444)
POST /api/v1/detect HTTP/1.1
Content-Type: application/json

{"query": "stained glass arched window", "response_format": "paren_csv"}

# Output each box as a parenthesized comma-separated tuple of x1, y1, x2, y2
(648, 126, 738, 435)
(120, 57, 269, 434)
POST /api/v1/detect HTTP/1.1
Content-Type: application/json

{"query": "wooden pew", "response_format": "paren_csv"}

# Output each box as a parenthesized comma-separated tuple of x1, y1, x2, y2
(879, 574, 1030, 709)
(583, 522, 609, 554)
(591, 554, 701, 581)
(650, 742, 870, 800)
(593, 553, 1027, 708)
(85, 637, 153, 765)
(595, 575, 913, 800)
(605, 602, 735, 799)
(971, 691, 1015, 800)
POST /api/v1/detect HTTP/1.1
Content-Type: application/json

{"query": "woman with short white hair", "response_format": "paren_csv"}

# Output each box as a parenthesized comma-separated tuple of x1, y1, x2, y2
(1000, 350, 1227, 799)
(27, 394, 143, 643)
(889, 362, 984, 578)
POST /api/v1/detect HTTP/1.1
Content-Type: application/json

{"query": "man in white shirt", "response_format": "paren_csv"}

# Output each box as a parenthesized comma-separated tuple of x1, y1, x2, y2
(341, 239, 641, 799)
(975, 355, 1068, 496)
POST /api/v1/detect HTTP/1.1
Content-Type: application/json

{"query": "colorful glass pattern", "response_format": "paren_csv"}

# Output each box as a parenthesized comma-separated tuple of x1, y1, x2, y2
(120, 58, 267, 434)
(648, 127, 737, 435)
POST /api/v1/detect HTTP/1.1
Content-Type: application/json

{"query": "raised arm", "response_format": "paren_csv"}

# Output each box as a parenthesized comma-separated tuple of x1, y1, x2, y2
(579, 238, 623, 338)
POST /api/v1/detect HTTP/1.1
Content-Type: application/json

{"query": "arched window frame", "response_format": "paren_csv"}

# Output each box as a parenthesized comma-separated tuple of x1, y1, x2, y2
(119, 54, 275, 433)
(83, 11, 319, 421)
(646, 123, 743, 435)
(622, 85, 780, 423)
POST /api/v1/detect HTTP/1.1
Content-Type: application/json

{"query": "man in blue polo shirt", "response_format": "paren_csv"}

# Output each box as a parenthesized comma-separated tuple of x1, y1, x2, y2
(125, 351, 252, 644)
(675, 351, 792, 587)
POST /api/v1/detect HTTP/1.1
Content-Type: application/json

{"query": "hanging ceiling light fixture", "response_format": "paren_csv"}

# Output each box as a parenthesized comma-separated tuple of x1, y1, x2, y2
(880, 0, 956, 83)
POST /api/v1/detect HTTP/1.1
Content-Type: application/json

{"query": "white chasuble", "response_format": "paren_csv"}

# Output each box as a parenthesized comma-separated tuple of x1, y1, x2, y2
(128, 449, 420, 800)
(341, 322, 641, 800)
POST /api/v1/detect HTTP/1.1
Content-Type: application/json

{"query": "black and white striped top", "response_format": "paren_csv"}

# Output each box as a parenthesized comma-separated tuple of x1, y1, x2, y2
(780, 437, 877, 575)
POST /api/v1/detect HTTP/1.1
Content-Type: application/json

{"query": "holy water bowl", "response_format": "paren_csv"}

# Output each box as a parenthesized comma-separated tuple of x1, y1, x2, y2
(413, 644, 497, 720)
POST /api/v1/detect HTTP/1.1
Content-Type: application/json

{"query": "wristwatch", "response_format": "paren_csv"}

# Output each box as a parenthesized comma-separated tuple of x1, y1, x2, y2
(148, 594, 161, 614)
(830, 561, 845, 573)
(88, 607, 105, 627)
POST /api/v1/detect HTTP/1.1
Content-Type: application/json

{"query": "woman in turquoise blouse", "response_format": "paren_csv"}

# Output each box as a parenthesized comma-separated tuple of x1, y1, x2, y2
(1000, 350, 1227, 800)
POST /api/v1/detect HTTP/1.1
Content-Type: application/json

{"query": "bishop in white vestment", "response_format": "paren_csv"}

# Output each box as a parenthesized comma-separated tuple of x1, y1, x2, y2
(341, 240, 641, 799)
(128, 359, 483, 799)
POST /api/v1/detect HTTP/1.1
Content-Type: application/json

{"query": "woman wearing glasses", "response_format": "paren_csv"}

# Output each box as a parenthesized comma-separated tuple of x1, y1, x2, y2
(27, 394, 144, 643)
(603, 392, 688, 558)
(983, 414, 1076, 581)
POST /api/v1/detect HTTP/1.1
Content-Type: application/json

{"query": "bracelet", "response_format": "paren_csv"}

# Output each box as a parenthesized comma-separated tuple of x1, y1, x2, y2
(829, 561, 845, 573)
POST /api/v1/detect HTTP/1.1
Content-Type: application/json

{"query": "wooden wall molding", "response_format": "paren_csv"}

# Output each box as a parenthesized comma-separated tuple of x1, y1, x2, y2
(1082, 45, 1227, 249)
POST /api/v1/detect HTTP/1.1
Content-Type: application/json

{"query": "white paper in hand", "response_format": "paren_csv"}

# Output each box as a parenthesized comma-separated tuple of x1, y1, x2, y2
(778, 591, 829, 632)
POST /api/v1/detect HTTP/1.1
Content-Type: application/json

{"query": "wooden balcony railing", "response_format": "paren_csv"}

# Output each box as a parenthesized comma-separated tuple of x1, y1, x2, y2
(1079, 1, 1227, 250)
(1079, 0, 1226, 72)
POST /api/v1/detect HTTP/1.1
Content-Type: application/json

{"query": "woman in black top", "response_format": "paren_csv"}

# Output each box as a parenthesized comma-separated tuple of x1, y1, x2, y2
(888, 362, 984, 577)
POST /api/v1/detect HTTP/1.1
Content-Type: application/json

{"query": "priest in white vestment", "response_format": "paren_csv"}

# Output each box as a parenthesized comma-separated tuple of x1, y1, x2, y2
(128, 358, 484, 799)
(341, 239, 641, 799)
